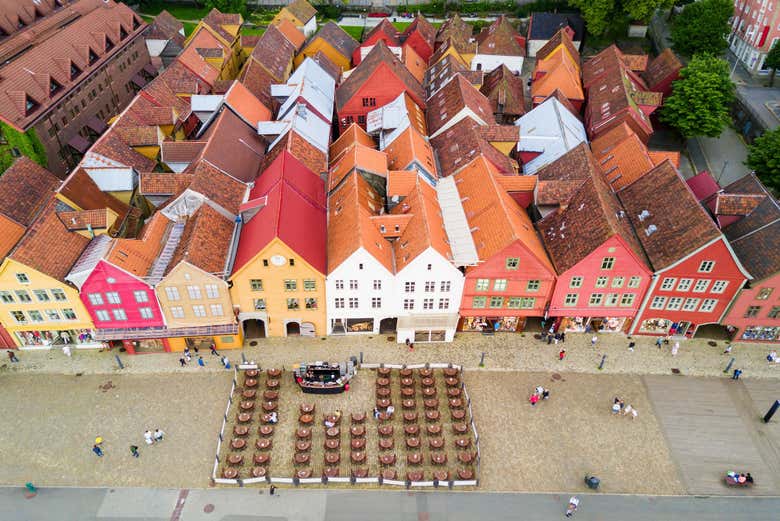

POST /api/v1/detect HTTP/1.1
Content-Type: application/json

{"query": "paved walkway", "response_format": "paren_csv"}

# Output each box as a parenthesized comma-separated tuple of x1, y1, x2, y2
(689, 127, 751, 186)
(4, 487, 779, 521)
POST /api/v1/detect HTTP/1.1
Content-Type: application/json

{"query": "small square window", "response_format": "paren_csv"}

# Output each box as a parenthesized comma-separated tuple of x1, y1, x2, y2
(601, 257, 615, 270)
(744, 305, 761, 318)
(493, 279, 507, 291)
(564, 293, 578, 306)
(505, 257, 519, 270)
(595, 276, 608, 288)
(698, 260, 715, 272)
(489, 296, 504, 308)
(526, 280, 540, 292)
(569, 277, 583, 288)
(660, 278, 676, 291)
(472, 296, 486, 308)
(303, 279, 316, 291)
(284, 279, 297, 291)
(611, 276, 625, 288)
(627, 276, 641, 288)
(250, 279, 263, 291)
(589, 293, 604, 306)
(756, 287, 773, 300)
(475, 279, 489, 291)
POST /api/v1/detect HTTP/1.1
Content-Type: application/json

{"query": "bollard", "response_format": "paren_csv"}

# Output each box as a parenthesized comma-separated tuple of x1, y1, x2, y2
(360, 351, 363, 364)
(598, 354, 606, 370)
(764, 400, 780, 423)
(478, 352, 485, 367)
(114, 354, 124, 370)
(724, 357, 736, 374)
(241, 353, 247, 364)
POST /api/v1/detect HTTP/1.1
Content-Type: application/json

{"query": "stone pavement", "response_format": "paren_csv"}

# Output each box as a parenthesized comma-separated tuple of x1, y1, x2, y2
(2, 332, 778, 379)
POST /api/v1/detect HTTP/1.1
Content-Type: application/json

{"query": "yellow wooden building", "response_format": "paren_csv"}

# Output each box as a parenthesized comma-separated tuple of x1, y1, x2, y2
(294, 21, 358, 72)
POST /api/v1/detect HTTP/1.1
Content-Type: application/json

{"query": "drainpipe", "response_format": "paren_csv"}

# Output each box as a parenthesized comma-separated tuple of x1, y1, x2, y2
(223, 214, 243, 280)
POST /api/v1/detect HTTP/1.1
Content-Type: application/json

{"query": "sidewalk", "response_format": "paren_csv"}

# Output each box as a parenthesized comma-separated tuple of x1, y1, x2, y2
(689, 127, 751, 186)
(3, 331, 777, 379)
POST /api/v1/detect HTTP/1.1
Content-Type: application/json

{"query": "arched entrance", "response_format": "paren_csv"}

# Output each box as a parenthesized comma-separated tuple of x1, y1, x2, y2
(243, 319, 266, 339)
(286, 321, 301, 336)
(694, 323, 731, 340)
(379, 318, 397, 334)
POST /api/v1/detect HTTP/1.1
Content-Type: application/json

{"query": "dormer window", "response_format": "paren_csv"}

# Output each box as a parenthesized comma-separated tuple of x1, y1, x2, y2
(25, 95, 39, 114)
(70, 62, 81, 79)
(88, 48, 98, 65)
(105, 37, 114, 52)
(132, 17, 140, 30)
(49, 78, 63, 96)
(17, 18, 26, 29)
(119, 26, 128, 40)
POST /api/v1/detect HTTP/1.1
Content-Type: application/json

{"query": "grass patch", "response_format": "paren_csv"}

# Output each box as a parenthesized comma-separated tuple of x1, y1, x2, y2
(182, 21, 198, 37)
(241, 26, 266, 36)
(0, 123, 47, 173)
(340, 26, 364, 41)
(138, 1, 209, 20)
(392, 21, 412, 31)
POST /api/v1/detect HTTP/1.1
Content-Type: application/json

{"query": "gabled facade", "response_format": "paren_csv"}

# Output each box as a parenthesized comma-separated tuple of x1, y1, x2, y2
(426, 74, 496, 139)
(531, 29, 583, 110)
(472, 16, 525, 74)
(401, 14, 437, 63)
(294, 21, 359, 72)
(271, 0, 318, 37)
(479, 65, 526, 124)
(353, 19, 402, 65)
(641, 48, 682, 98)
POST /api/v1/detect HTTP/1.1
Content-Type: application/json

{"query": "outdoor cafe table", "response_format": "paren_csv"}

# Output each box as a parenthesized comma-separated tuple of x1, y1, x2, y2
(325, 452, 340, 464)
(262, 402, 277, 412)
(451, 409, 466, 421)
(419, 368, 433, 377)
(406, 437, 420, 449)
(350, 425, 365, 437)
(381, 469, 397, 480)
(244, 378, 258, 388)
(407, 471, 423, 481)
(237, 413, 251, 423)
(251, 466, 267, 478)
(443, 367, 459, 377)
(401, 388, 415, 397)
(426, 423, 442, 435)
(227, 453, 243, 465)
(296, 468, 312, 479)
(431, 452, 448, 465)
(263, 391, 279, 401)
(351, 451, 366, 463)
(424, 399, 439, 409)
(245, 369, 259, 378)
(299, 414, 313, 425)
(399, 368, 413, 377)
(300, 403, 315, 414)
(447, 387, 462, 398)
(422, 387, 436, 397)
(452, 423, 468, 434)
(256, 438, 272, 450)
(445, 377, 459, 387)
(294, 453, 310, 465)
(233, 425, 249, 436)
(458, 452, 474, 464)
(379, 454, 396, 465)
(403, 411, 418, 422)
(240, 401, 255, 411)
(253, 453, 270, 465)
(295, 440, 311, 452)
(433, 470, 449, 482)
(267, 368, 281, 378)
(377, 398, 391, 408)
(404, 424, 420, 436)
(352, 467, 369, 478)
(407, 452, 422, 465)
(378, 425, 394, 437)
(400, 377, 414, 387)
(376, 387, 391, 398)
(242, 389, 256, 399)
(351, 412, 366, 423)
(296, 428, 312, 439)
(379, 437, 394, 449)
(223, 468, 238, 479)
(458, 469, 474, 480)
(376, 377, 390, 387)
(402, 400, 416, 410)
(230, 438, 246, 450)
(421, 377, 435, 387)
(448, 398, 463, 409)
(326, 427, 340, 438)
(323, 466, 339, 477)
(325, 438, 340, 450)
(456, 438, 472, 448)
(425, 410, 440, 421)
(377, 367, 391, 376)
(265, 379, 279, 390)
(325, 413, 341, 425)
(351, 438, 367, 450)
(429, 437, 444, 449)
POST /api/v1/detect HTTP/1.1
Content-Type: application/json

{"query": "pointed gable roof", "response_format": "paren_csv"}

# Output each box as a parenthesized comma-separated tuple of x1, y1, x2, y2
(435, 13, 472, 47)
(535, 27, 581, 63)
(197, 109, 266, 183)
(617, 161, 722, 272)
(248, 24, 295, 83)
(427, 73, 495, 137)
(285, 0, 317, 24)
(431, 117, 518, 178)
(232, 151, 326, 274)
(336, 40, 424, 111)
(531, 44, 583, 103)
(363, 18, 402, 47)
(329, 123, 376, 165)
(0, 157, 60, 227)
(167, 203, 234, 275)
(590, 122, 656, 191)
(516, 96, 587, 174)
(393, 177, 452, 271)
(313, 21, 359, 61)
(274, 17, 306, 51)
(403, 14, 436, 48)
(642, 48, 683, 91)
(475, 15, 524, 56)
(147, 10, 185, 46)
(480, 65, 526, 118)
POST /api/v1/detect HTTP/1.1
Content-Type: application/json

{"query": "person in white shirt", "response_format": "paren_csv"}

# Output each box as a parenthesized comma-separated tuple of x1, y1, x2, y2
(144, 430, 154, 445)
(153, 429, 165, 442)
(566, 496, 579, 517)
(386, 405, 395, 418)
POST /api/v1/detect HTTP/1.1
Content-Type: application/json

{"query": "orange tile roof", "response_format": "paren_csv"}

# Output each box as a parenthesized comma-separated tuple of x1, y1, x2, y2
(273, 17, 306, 51)
(622, 54, 648, 72)
(0, 157, 60, 227)
(327, 171, 394, 273)
(167, 203, 234, 275)
(370, 213, 414, 238)
(648, 150, 680, 169)
(402, 44, 426, 84)
(105, 211, 169, 277)
(494, 174, 538, 192)
(329, 123, 376, 166)
(532, 49, 583, 104)
(177, 28, 227, 85)
(536, 28, 581, 63)
(328, 144, 388, 193)
(139, 172, 194, 196)
(57, 209, 109, 232)
(224, 80, 273, 125)
(455, 156, 553, 271)
(590, 123, 655, 191)
(384, 126, 438, 179)
(387, 169, 419, 198)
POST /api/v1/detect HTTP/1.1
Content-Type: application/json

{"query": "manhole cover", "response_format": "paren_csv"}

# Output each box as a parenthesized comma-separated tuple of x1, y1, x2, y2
(203, 503, 215, 513)
(551, 373, 562, 380)
(533, 334, 541, 340)
(249, 341, 258, 347)
(387, 336, 395, 341)
(99, 381, 115, 392)
(707, 341, 717, 347)
(671, 368, 681, 374)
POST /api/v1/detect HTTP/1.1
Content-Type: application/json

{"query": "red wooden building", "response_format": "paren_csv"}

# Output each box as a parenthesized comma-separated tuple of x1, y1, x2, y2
(336, 41, 424, 133)
(537, 148, 652, 333)
(619, 161, 750, 337)
(352, 19, 401, 65)
(401, 14, 436, 63)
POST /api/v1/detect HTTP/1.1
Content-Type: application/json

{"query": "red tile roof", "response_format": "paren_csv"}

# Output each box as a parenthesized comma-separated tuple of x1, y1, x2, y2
(202, 8, 242, 43)
(480, 65, 527, 119)
(536, 27, 580, 63)
(284, 0, 317, 23)
(224, 80, 273, 125)
(59, 167, 131, 228)
(238, 57, 277, 110)
(161, 140, 207, 164)
(392, 177, 452, 270)
(430, 117, 518, 178)
(435, 13, 473, 48)
(424, 53, 469, 99)
(247, 25, 295, 83)
(362, 19, 402, 47)
(0, 157, 60, 227)
(232, 151, 327, 275)
(198, 109, 266, 183)
(147, 10, 185, 46)
(475, 16, 524, 56)
(58, 209, 109, 232)
(642, 48, 683, 91)
(186, 159, 248, 216)
(714, 193, 766, 216)
(87, 129, 158, 172)
(274, 18, 306, 51)
(139, 172, 194, 196)
(310, 50, 343, 82)
(427, 74, 495, 137)
(168, 203, 234, 275)
(403, 14, 436, 49)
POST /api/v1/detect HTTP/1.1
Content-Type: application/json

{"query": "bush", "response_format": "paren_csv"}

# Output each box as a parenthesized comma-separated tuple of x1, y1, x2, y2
(315, 4, 342, 20)
(0, 123, 47, 173)
(516, 0, 572, 18)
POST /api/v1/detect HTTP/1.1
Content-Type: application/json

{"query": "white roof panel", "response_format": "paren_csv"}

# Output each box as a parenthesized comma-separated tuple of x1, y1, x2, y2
(516, 97, 587, 174)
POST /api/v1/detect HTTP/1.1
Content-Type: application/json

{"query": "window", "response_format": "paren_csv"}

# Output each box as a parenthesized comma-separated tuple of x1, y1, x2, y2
(693, 280, 710, 293)
(601, 257, 615, 270)
(170, 306, 185, 319)
(95, 310, 110, 321)
(666, 297, 683, 310)
(263, 259, 269, 267)
(357, 115, 366, 126)
(305, 298, 318, 310)
(405, 282, 415, 293)
(768, 306, 780, 319)
(650, 296, 667, 309)
(165, 287, 180, 301)
(676, 279, 693, 292)
(11, 310, 26, 323)
(334, 298, 344, 309)
(475, 279, 489, 291)
(526, 280, 540, 292)
(112, 309, 127, 321)
(423, 298, 434, 310)
(284, 280, 297, 291)
(620, 294, 635, 306)
(63, 308, 77, 320)
(569, 277, 583, 288)
(29, 310, 44, 322)
(403, 299, 415, 310)
(372, 297, 382, 308)
(345, 279, 356, 290)
(507, 297, 521, 309)
(373, 280, 382, 290)
(698, 260, 715, 272)
(0, 291, 13, 303)
(660, 278, 676, 290)
(359, 264, 363, 270)
(250, 279, 263, 291)
(15, 290, 31, 303)
(425, 281, 435, 292)
(205, 285, 219, 299)
(440, 281, 451, 292)
(287, 298, 300, 310)
(139, 307, 154, 319)
(744, 305, 761, 318)
(494, 279, 507, 291)
(472, 296, 486, 308)
(362, 97, 376, 107)
(253, 298, 266, 310)
(16, 273, 30, 284)
(605, 294, 619, 306)
(489, 296, 504, 308)
(133, 290, 149, 303)
(303, 279, 316, 292)
(682, 298, 700, 311)
(699, 299, 717, 312)
(564, 294, 578, 306)
(186, 285, 202, 299)
(50, 78, 63, 96)
(589, 293, 604, 306)
(595, 276, 608, 288)
(711, 280, 728, 294)
(103, 292, 120, 304)
(520, 297, 536, 309)
(611, 277, 625, 288)
(348, 298, 358, 309)
(756, 287, 773, 300)
(335, 280, 344, 290)
(627, 276, 641, 288)
(506, 257, 519, 270)
(32, 290, 49, 302)
(438, 298, 450, 310)
(87, 293, 104, 305)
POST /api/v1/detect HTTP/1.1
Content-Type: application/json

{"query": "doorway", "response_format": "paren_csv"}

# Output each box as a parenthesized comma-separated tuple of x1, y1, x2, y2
(243, 319, 266, 339)
(380, 318, 397, 334)
(286, 321, 301, 336)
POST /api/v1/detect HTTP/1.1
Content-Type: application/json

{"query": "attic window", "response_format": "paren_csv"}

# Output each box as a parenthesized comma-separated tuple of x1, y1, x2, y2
(17, 18, 26, 29)
(105, 37, 114, 52)
(70, 62, 81, 80)
(132, 17, 140, 30)
(88, 48, 99, 65)
(25, 95, 39, 114)
(49, 78, 63, 96)
(120, 26, 128, 40)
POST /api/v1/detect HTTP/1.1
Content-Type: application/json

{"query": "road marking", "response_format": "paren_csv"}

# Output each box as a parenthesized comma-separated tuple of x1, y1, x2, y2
(170, 489, 189, 521)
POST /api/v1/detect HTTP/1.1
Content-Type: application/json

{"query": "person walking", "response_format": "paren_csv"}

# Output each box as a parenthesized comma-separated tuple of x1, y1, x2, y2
(210, 343, 219, 356)
(153, 429, 165, 442)
(7, 350, 18, 362)
(197, 356, 205, 367)
(671, 341, 680, 356)
(560, 332, 565, 343)
(723, 344, 733, 354)
(179, 357, 187, 367)
(591, 335, 598, 347)
(144, 430, 154, 445)
(130, 445, 140, 458)
(732, 368, 743, 380)
(269, 485, 277, 496)
(529, 393, 539, 406)
(94, 436, 103, 447)
(655, 337, 663, 349)
(92, 444, 103, 457)
(565, 496, 579, 517)
(558, 348, 566, 361)
(63, 345, 72, 357)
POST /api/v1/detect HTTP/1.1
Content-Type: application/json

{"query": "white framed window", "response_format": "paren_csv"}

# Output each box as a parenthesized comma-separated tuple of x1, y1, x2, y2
(650, 296, 667, 309)
(660, 278, 676, 291)
(505, 257, 519, 270)
(589, 293, 604, 306)
(209, 304, 224, 316)
(711, 280, 728, 294)
(349, 280, 358, 290)
(112, 309, 127, 320)
(15, 273, 30, 284)
(250, 279, 263, 291)
(698, 260, 715, 272)
(170, 306, 185, 318)
(676, 279, 693, 292)
(205, 285, 219, 298)
(628, 276, 641, 288)
(693, 280, 710, 293)
(0, 291, 14, 303)
(348, 298, 358, 309)
(620, 294, 635, 306)
(570, 276, 583, 288)
(28, 310, 44, 322)
(106, 292, 121, 304)
(405, 282, 415, 293)
(666, 297, 683, 310)
(756, 287, 773, 300)
(186, 285, 202, 299)
(611, 276, 625, 288)
(33, 289, 50, 302)
(15, 290, 31, 302)
(595, 276, 608, 288)
(335, 280, 344, 290)
(423, 298, 434, 310)
(403, 299, 414, 310)
(373, 280, 382, 290)
(192, 305, 207, 317)
(682, 298, 700, 311)
(472, 296, 486, 308)
(494, 279, 507, 291)
(475, 279, 489, 291)
(520, 297, 536, 309)
(134, 290, 149, 303)
(63, 308, 77, 320)
(526, 280, 540, 292)
(489, 296, 504, 308)
(139, 307, 154, 319)
(564, 293, 578, 306)
(88, 293, 104, 305)
(165, 287, 180, 301)
(425, 281, 435, 292)
(438, 298, 450, 309)
(601, 257, 615, 270)
(254, 299, 266, 310)
(371, 297, 381, 308)
(440, 281, 451, 292)
(284, 280, 297, 291)
(605, 293, 620, 306)
(95, 310, 110, 321)
(334, 298, 344, 309)
(699, 299, 718, 312)
(303, 279, 316, 292)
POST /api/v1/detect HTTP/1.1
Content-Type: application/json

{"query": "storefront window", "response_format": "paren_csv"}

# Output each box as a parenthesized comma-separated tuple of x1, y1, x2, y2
(639, 318, 673, 334)
(15, 329, 96, 346)
(741, 326, 779, 341)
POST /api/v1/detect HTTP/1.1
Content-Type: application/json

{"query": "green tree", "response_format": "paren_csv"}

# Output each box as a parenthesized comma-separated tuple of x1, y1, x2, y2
(623, 0, 674, 22)
(204, 0, 246, 15)
(671, 0, 732, 56)
(570, 0, 670, 36)
(569, 0, 615, 36)
(765, 40, 780, 87)
(746, 128, 780, 192)
(660, 54, 735, 138)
